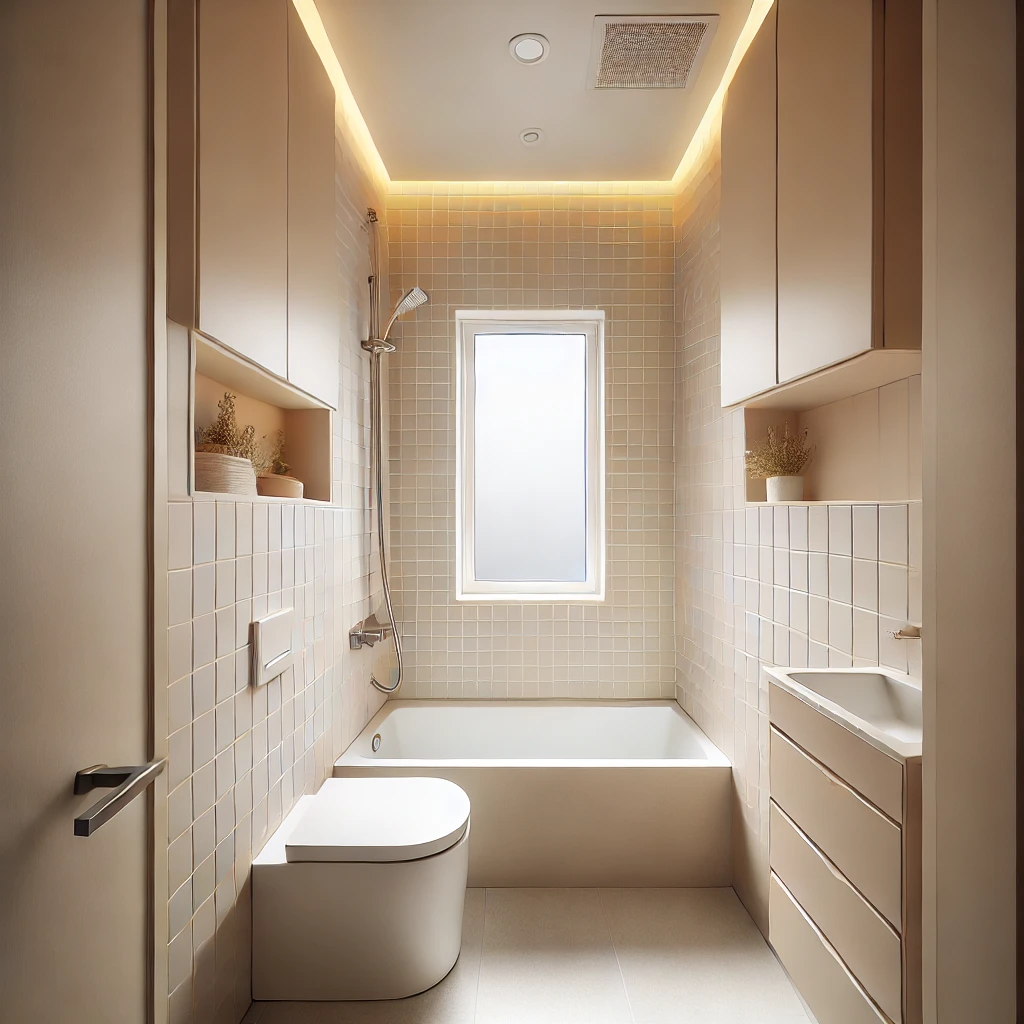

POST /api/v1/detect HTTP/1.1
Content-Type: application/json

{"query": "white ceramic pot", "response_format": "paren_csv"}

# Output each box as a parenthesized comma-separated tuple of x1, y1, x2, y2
(766, 475, 804, 503)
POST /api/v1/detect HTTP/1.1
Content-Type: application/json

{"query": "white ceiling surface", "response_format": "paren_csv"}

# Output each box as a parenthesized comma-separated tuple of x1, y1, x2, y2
(316, 0, 749, 181)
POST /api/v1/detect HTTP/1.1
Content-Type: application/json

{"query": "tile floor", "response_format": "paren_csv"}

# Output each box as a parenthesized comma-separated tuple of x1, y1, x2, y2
(247, 888, 811, 1024)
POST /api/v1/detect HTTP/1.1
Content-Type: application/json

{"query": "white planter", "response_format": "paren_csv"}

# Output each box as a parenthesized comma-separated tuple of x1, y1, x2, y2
(766, 475, 804, 503)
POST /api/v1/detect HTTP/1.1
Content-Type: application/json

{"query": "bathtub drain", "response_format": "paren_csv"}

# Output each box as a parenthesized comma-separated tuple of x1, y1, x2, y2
(371, 733, 381, 752)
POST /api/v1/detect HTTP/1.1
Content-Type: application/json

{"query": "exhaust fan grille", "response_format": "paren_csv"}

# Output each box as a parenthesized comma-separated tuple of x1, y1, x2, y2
(590, 16, 719, 90)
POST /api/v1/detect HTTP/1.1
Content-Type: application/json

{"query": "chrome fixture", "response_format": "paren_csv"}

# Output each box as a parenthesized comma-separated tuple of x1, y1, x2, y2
(888, 624, 922, 640)
(349, 610, 393, 650)
(352, 209, 429, 694)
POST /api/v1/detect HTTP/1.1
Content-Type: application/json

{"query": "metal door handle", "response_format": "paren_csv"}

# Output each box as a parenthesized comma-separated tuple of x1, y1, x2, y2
(73, 759, 165, 837)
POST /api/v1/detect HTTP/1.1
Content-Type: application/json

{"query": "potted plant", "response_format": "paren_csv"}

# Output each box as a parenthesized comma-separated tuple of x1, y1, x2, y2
(745, 424, 814, 503)
(195, 392, 302, 498)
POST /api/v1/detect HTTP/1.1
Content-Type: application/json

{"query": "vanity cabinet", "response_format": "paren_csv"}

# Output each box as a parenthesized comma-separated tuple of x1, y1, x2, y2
(168, 0, 340, 409)
(719, 0, 922, 407)
(768, 682, 921, 1024)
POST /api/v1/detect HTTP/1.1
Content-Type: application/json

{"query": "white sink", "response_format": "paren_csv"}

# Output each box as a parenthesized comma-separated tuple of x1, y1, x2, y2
(765, 667, 922, 760)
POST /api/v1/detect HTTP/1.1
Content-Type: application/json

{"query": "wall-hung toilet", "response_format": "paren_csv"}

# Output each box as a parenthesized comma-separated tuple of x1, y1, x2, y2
(252, 776, 471, 1001)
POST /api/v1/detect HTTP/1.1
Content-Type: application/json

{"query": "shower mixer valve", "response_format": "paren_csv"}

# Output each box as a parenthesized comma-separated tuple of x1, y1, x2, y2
(349, 611, 394, 650)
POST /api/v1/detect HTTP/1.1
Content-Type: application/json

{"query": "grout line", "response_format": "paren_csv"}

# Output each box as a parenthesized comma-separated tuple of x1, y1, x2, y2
(597, 887, 637, 1024)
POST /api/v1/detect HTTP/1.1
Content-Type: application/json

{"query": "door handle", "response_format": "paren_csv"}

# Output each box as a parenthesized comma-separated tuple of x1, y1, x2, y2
(73, 759, 166, 837)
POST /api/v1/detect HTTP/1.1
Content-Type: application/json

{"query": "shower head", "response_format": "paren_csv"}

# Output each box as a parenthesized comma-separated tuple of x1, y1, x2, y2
(381, 286, 429, 342)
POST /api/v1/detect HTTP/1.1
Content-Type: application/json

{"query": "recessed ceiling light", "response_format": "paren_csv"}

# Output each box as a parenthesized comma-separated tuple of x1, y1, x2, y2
(519, 128, 545, 146)
(509, 33, 550, 65)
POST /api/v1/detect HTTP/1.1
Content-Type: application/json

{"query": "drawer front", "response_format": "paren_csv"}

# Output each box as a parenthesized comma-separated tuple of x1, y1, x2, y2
(770, 682, 905, 822)
(771, 801, 903, 1022)
(770, 727, 902, 928)
(770, 872, 894, 1024)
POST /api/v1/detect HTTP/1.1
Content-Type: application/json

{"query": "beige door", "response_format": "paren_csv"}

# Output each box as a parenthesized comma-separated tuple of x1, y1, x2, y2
(0, 2, 156, 1021)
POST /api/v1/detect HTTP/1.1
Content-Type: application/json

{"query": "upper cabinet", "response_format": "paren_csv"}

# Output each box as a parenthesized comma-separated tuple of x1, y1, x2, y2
(720, 2, 777, 407)
(286, 3, 340, 408)
(168, 0, 340, 409)
(720, 0, 922, 408)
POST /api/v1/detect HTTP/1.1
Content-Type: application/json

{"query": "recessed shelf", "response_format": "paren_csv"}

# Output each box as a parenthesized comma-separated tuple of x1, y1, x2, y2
(744, 367, 922, 505)
(191, 333, 332, 503)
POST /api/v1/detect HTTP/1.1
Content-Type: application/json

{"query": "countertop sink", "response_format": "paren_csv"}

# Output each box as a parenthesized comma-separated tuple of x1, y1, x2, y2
(765, 667, 922, 760)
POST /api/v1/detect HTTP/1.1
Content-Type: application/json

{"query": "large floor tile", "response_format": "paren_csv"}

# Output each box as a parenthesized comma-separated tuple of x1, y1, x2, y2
(253, 888, 485, 1024)
(599, 888, 809, 1024)
(474, 888, 633, 1024)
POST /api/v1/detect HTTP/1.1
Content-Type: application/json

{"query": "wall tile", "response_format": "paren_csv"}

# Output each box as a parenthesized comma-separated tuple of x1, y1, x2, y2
(194, 502, 217, 565)
(879, 504, 909, 565)
(827, 505, 852, 555)
(853, 504, 878, 560)
(169, 502, 193, 571)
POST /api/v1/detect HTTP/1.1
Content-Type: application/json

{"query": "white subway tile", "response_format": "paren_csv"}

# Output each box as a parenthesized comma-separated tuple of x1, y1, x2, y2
(789, 505, 808, 551)
(878, 504, 909, 565)
(827, 505, 852, 555)
(167, 570, 192, 628)
(828, 602, 853, 655)
(235, 502, 253, 556)
(216, 503, 235, 561)
(852, 504, 878, 560)
(168, 502, 193, 570)
(808, 552, 829, 597)
(808, 595, 829, 644)
(828, 555, 853, 605)
(808, 506, 829, 552)
(193, 502, 217, 565)
(878, 562, 909, 620)
(853, 608, 879, 662)
(853, 559, 879, 612)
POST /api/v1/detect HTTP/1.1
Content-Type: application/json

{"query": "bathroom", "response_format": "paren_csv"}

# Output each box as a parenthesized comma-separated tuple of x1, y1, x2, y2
(0, 0, 1017, 1022)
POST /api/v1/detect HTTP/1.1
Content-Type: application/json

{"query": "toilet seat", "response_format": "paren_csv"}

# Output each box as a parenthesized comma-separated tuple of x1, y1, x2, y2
(284, 777, 471, 863)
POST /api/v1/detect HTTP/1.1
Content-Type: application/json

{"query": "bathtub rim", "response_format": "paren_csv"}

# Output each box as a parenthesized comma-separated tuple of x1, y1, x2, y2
(335, 698, 731, 770)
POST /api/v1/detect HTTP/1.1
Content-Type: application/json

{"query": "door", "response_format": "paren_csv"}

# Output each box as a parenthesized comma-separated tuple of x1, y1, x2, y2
(0, 2, 156, 1022)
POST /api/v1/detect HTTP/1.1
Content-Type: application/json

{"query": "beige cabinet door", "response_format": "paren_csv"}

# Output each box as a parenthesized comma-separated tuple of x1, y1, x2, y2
(0, 2, 154, 1021)
(719, 2, 777, 407)
(198, 0, 289, 377)
(287, 3, 341, 409)
(776, 0, 875, 383)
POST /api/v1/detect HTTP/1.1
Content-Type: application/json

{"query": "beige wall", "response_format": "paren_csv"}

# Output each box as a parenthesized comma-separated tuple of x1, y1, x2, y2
(385, 185, 677, 699)
(921, 0, 1017, 1019)
(673, 138, 923, 933)
(163, 123, 388, 1024)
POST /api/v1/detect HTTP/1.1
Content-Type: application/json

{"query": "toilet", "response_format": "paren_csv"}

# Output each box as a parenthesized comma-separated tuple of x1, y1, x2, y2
(252, 776, 471, 1001)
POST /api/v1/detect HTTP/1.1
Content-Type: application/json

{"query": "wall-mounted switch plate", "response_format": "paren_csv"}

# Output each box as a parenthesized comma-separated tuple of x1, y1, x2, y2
(251, 607, 294, 687)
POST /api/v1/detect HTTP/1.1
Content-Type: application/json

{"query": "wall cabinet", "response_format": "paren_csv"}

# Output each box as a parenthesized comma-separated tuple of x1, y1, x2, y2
(286, 2, 340, 408)
(169, 0, 340, 409)
(719, 1, 777, 407)
(720, 0, 922, 408)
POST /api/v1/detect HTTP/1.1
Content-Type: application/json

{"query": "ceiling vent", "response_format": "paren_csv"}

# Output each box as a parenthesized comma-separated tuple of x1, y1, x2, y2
(588, 15, 719, 90)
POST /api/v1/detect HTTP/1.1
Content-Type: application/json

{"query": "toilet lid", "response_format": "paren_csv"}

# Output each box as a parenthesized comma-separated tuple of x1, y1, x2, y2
(284, 777, 471, 863)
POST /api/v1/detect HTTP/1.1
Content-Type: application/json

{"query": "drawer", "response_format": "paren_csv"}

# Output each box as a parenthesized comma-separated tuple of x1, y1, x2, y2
(770, 682, 905, 822)
(770, 727, 902, 928)
(771, 801, 903, 1022)
(770, 872, 894, 1024)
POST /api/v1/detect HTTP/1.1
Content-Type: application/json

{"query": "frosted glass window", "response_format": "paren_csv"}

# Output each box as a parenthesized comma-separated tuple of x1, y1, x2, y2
(456, 313, 605, 600)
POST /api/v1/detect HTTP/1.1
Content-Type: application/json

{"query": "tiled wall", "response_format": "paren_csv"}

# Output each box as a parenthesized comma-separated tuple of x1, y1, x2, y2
(163, 128, 386, 1024)
(673, 142, 922, 932)
(384, 185, 677, 698)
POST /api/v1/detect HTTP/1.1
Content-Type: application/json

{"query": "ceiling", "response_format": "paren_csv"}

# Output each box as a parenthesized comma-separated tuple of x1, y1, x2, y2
(316, 0, 749, 181)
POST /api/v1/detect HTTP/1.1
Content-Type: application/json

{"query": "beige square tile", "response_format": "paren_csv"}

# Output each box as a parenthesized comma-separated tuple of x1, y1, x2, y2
(168, 501, 193, 571)
(600, 888, 807, 1024)
(878, 504, 908, 565)
(194, 502, 217, 565)
(475, 889, 631, 1024)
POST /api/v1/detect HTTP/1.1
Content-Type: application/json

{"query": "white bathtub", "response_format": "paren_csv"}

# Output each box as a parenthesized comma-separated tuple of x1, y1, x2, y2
(334, 700, 732, 887)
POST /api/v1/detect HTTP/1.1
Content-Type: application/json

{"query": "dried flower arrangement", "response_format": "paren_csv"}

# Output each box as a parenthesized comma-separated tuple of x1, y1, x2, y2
(196, 392, 288, 476)
(745, 424, 814, 479)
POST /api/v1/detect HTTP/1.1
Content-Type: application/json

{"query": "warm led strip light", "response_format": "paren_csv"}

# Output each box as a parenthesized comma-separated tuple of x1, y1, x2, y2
(290, 0, 390, 190)
(670, 0, 774, 190)
(293, 0, 773, 197)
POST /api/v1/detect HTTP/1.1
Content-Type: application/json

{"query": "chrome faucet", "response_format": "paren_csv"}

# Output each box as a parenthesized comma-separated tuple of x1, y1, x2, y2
(349, 611, 393, 650)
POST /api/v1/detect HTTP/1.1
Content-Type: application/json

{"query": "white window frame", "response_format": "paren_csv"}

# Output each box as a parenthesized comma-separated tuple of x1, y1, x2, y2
(455, 310, 606, 601)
